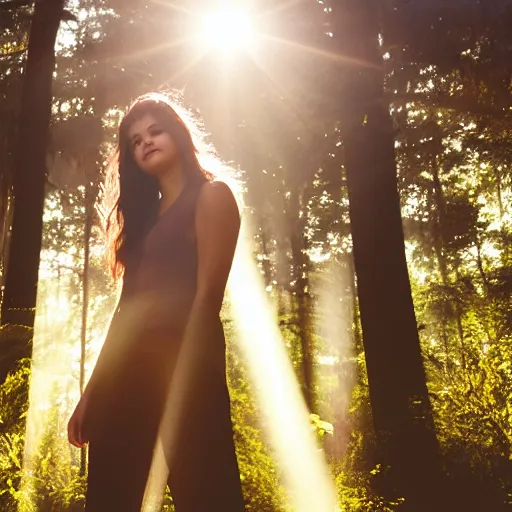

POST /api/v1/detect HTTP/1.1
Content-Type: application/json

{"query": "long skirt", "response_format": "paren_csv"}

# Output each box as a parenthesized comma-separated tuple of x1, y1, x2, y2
(84, 345, 245, 512)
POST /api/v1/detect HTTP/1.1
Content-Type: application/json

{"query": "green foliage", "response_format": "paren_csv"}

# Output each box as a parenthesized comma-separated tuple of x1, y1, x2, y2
(333, 464, 405, 512)
(224, 317, 289, 511)
(21, 385, 86, 512)
(385, 5, 512, 505)
(0, 362, 85, 512)
(0, 359, 30, 511)
(310, 413, 334, 441)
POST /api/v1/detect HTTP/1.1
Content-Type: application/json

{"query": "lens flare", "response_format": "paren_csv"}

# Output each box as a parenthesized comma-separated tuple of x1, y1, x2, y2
(196, 8, 257, 54)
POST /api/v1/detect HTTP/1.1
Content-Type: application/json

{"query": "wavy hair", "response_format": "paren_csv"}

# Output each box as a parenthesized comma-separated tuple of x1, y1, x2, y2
(102, 92, 233, 279)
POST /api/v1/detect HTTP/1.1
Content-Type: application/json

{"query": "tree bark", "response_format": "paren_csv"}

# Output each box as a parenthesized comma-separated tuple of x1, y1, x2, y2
(79, 189, 93, 476)
(0, 183, 13, 289)
(0, 0, 64, 383)
(289, 190, 315, 413)
(430, 156, 450, 283)
(0, 112, 15, 301)
(338, 1, 446, 509)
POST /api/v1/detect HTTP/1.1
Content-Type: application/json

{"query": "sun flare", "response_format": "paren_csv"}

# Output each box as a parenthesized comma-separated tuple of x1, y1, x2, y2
(197, 8, 256, 54)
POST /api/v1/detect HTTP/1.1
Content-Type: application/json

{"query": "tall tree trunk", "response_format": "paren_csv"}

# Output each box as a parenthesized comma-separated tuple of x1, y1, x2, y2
(430, 158, 471, 372)
(0, 180, 13, 294)
(0, 110, 15, 293)
(258, 225, 273, 287)
(430, 156, 450, 285)
(289, 191, 315, 413)
(79, 190, 93, 476)
(0, 0, 64, 383)
(346, 252, 362, 353)
(338, 1, 445, 509)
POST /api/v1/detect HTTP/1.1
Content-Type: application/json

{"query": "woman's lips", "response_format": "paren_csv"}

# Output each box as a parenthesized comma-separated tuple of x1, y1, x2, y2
(143, 148, 160, 160)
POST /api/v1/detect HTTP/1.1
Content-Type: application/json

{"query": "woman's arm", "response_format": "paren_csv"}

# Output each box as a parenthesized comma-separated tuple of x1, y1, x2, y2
(68, 288, 127, 447)
(193, 181, 240, 315)
(176, 181, 240, 366)
(83, 262, 136, 402)
(81, 291, 125, 400)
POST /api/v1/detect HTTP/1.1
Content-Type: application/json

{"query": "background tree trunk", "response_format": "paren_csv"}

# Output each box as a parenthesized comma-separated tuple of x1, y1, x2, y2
(0, 0, 64, 383)
(339, 1, 446, 509)
(289, 190, 316, 412)
(0, 109, 15, 292)
(79, 188, 94, 476)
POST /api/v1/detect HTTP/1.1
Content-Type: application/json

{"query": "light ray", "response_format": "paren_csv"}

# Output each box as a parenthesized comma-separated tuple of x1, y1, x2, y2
(228, 222, 338, 511)
(102, 37, 193, 66)
(313, 257, 355, 459)
(18, 276, 80, 509)
(263, 33, 382, 70)
(243, 54, 317, 130)
(149, 0, 195, 16)
(142, 222, 338, 511)
(163, 51, 210, 87)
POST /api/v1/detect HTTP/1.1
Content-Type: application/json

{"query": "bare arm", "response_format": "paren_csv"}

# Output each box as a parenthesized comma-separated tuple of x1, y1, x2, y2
(193, 181, 240, 315)
(68, 283, 127, 447)
(82, 291, 125, 399)
(175, 181, 240, 368)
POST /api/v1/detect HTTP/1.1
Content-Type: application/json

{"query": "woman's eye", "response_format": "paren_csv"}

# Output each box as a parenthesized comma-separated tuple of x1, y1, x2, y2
(133, 139, 141, 147)
(151, 128, 163, 136)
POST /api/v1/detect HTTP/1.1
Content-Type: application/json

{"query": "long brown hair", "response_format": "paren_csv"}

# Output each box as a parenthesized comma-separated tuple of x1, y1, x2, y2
(102, 92, 227, 279)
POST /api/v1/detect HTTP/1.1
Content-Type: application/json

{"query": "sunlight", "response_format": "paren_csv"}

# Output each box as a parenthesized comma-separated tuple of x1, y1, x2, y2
(17, 190, 119, 511)
(313, 259, 356, 460)
(19, 282, 76, 510)
(227, 224, 338, 511)
(196, 7, 257, 54)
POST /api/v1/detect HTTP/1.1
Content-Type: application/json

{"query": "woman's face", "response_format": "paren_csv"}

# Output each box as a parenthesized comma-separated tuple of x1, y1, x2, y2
(128, 113, 178, 177)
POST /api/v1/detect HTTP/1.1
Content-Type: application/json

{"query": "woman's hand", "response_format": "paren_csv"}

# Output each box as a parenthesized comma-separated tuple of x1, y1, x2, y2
(67, 394, 90, 448)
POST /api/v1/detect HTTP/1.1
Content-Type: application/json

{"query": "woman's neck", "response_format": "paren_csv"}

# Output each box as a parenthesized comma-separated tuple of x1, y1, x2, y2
(157, 164, 187, 216)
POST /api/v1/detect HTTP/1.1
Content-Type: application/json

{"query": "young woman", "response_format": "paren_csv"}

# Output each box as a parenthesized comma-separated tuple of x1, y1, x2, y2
(67, 93, 245, 511)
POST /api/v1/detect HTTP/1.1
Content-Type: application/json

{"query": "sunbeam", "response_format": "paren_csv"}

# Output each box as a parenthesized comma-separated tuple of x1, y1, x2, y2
(102, 37, 194, 66)
(313, 257, 356, 459)
(263, 33, 382, 70)
(227, 222, 338, 511)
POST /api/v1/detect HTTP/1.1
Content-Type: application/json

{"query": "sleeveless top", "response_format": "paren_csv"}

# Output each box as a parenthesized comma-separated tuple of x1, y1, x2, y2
(119, 176, 211, 355)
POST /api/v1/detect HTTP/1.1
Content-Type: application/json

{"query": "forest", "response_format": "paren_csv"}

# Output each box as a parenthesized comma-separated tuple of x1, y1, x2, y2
(0, 0, 511, 511)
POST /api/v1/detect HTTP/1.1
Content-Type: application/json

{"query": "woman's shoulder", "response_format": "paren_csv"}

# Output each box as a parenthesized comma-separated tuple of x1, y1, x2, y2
(199, 179, 239, 204)
(197, 179, 239, 213)
(200, 178, 231, 192)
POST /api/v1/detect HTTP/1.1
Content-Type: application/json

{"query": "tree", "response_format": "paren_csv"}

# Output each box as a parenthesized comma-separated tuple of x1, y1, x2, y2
(382, 3, 512, 507)
(0, 0, 66, 383)
(328, 1, 445, 509)
(0, 0, 31, 307)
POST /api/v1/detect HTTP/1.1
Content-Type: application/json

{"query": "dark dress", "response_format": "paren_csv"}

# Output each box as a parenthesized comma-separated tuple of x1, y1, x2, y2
(84, 178, 245, 512)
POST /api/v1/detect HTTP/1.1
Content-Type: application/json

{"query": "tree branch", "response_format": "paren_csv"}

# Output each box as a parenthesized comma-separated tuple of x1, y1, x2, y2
(389, 92, 512, 121)
(0, 0, 36, 10)
(0, 1, 76, 21)
(0, 47, 28, 59)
